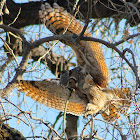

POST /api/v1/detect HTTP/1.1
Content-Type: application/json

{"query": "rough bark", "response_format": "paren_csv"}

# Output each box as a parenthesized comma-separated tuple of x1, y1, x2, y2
(3, 0, 140, 28)
(0, 123, 26, 140)
(66, 114, 78, 139)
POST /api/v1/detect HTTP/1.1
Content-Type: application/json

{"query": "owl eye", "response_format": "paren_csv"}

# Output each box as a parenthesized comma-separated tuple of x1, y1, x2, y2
(68, 77, 77, 89)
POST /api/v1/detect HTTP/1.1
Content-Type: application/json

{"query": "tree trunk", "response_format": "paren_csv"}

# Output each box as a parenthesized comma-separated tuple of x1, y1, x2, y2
(66, 114, 78, 139)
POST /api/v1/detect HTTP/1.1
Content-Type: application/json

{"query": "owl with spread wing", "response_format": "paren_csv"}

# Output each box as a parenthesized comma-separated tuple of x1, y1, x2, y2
(16, 3, 131, 121)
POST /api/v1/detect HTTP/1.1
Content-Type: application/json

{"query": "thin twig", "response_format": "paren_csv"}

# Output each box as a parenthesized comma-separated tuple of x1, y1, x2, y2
(81, 118, 92, 139)
(0, 24, 26, 41)
(76, 0, 92, 42)
(123, 48, 140, 88)
(0, 41, 31, 97)
(0, 57, 12, 78)
(0, 37, 19, 66)
(91, 116, 94, 138)
(94, 118, 127, 139)
(62, 89, 73, 138)
(26, 136, 47, 140)
(8, 7, 21, 26)
(28, 112, 62, 139)
(1, 113, 29, 126)
(26, 42, 58, 72)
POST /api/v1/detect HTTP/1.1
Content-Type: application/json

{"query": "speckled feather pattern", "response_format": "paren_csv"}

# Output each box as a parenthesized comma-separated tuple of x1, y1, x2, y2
(15, 3, 132, 122)
(39, 3, 110, 88)
(17, 80, 86, 116)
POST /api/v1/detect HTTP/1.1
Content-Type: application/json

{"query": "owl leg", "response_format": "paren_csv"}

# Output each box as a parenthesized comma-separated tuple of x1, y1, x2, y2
(84, 103, 99, 118)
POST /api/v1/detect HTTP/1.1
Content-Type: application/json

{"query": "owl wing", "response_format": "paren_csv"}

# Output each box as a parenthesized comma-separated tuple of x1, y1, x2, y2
(39, 3, 110, 87)
(16, 79, 86, 116)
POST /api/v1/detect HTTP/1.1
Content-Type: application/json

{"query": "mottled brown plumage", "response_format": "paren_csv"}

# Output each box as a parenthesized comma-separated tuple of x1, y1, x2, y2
(17, 69, 131, 121)
(17, 79, 86, 116)
(39, 3, 110, 88)
(16, 3, 131, 121)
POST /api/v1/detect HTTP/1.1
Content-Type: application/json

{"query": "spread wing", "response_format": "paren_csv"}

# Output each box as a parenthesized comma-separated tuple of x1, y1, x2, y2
(16, 79, 86, 116)
(39, 3, 110, 87)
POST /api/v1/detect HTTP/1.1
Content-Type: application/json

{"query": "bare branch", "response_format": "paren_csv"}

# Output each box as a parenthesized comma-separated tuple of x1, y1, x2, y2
(3, 0, 140, 27)
(0, 25, 31, 96)
(0, 24, 26, 42)
(1, 27, 139, 97)
(28, 112, 62, 139)
(76, 0, 92, 41)
(31, 32, 140, 88)
(114, 33, 140, 46)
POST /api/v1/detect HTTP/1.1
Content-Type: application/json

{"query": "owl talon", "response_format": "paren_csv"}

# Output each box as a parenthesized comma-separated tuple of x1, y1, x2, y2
(84, 111, 93, 118)
(84, 103, 99, 118)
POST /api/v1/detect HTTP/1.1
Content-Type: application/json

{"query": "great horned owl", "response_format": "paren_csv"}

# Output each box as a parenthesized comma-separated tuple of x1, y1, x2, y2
(16, 3, 131, 122)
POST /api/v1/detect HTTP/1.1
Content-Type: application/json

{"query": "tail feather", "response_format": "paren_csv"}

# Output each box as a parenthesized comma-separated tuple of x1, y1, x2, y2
(101, 105, 121, 121)
(101, 88, 131, 121)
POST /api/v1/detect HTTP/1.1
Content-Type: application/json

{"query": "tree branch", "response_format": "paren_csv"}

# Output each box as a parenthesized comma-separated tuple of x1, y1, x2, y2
(0, 25, 31, 96)
(0, 24, 139, 99)
(28, 112, 62, 139)
(3, 0, 140, 28)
